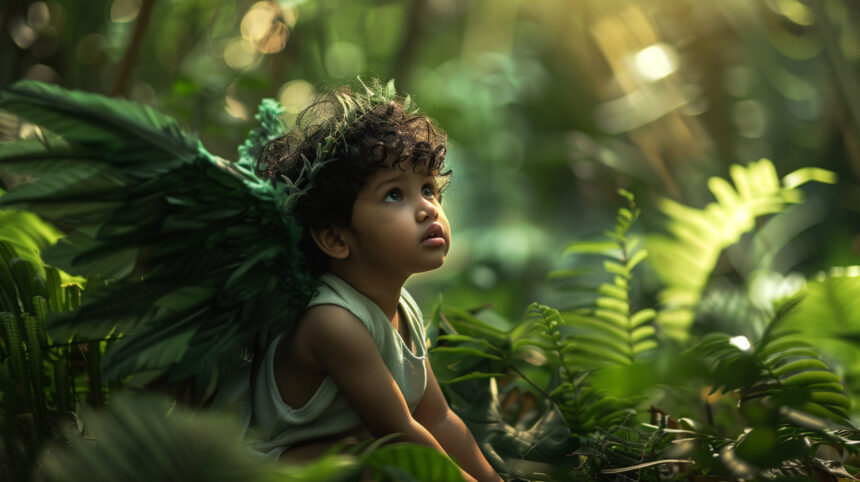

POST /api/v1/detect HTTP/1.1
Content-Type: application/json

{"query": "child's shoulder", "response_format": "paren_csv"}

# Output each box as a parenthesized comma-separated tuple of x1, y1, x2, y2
(288, 304, 373, 356)
(295, 303, 362, 335)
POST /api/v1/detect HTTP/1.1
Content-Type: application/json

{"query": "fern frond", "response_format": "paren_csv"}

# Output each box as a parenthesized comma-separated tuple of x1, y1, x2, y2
(648, 159, 835, 341)
(693, 296, 851, 423)
(551, 189, 657, 367)
(772, 267, 860, 408)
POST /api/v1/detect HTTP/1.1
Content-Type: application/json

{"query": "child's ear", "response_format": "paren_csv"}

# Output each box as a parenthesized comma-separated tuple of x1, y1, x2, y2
(311, 225, 350, 260)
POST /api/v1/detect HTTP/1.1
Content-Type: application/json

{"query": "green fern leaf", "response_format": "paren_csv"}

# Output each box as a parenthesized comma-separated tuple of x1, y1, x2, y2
(630, 308, 656, 327)
(649, 159, 836, 341)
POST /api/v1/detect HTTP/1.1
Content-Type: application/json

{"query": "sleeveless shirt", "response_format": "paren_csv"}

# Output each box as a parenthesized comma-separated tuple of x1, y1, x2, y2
(248, 273, 428, 458)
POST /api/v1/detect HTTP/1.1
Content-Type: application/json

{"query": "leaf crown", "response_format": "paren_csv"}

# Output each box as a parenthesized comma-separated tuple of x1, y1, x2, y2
(233, 79, 422, 218)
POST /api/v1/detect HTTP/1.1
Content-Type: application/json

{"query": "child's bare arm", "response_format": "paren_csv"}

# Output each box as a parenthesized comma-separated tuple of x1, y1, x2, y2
(412, 361, 502, 482)
(299, 306, 457, 450)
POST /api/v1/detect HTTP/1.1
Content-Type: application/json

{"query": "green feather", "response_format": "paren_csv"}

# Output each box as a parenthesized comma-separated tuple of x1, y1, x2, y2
(0, 81, 317, 403)
(0, 80, 196, 168)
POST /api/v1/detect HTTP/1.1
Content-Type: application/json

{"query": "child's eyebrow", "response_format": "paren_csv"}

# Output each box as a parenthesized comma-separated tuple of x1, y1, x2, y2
(371, 171, 408, 192)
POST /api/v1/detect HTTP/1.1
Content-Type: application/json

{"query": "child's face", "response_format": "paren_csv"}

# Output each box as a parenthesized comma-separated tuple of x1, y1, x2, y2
(345, 164, 451, 277)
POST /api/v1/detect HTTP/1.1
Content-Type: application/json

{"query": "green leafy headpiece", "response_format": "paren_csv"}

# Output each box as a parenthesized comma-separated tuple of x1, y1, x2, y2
(233, 79, 417, 216)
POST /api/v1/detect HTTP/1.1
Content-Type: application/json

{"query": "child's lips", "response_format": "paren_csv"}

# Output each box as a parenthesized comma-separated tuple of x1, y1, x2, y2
(422, 222, 445, 247)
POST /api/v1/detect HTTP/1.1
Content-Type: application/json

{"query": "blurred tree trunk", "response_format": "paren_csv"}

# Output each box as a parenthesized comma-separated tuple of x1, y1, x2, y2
(0, 0, 27, 85)
(111, 0, 156, 97)
(392, 0, 428, 90)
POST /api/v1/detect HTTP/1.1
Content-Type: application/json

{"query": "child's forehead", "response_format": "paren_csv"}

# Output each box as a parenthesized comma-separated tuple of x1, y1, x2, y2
(371, 163, 437, 179)
(361, 164, 437, 190)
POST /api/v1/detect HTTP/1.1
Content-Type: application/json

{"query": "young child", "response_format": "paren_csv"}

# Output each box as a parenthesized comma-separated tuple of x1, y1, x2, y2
(250, 83, 501, 482)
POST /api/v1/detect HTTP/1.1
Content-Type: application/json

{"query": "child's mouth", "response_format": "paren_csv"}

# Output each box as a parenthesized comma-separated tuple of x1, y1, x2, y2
(422, 223, 445, 246)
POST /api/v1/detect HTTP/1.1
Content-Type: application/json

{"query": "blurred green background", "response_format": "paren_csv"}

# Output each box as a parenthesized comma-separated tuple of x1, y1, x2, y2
(2, 0, 858, 321)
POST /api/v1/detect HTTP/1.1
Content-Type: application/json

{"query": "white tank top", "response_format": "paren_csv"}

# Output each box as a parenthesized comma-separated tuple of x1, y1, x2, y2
(248, 274, 428, 458)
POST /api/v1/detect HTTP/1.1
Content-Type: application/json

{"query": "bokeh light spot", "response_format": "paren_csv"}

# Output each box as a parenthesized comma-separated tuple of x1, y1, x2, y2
(769, 0, 814, 26)
(324, 42, 365, 78)
(225, 96, 250, 121)
(130, 82, 156, 105)
(111, 0, 141, 23)
(633, 43, 678, 82)
(25, 64, 59, 83)
(725, 66, 752, 98)
(282, 7, 299, 28)
(223, 37, 258, 70)
(27, 2, 51, 30)
(729, 336, 751, 352)
(76, 33, 104, 65)
(733, 99, 767, 138)
(278, 80, 315, 114)
(240, 1, 289, 54)
(469, 265, 498, 289)
(10, 18, 37, 49)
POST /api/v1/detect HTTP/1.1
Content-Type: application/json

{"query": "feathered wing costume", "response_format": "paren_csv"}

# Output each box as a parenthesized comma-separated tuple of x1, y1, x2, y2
(0, 80, 317, 405)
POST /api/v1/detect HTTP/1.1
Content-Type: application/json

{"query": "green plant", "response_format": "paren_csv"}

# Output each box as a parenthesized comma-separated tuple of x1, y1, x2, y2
(647, 159, 836, 342)
(36, 391, 466, 482)
(596, 297, 859, 479)
(429, 163, 860, 480)
(0, 203, 98, 481)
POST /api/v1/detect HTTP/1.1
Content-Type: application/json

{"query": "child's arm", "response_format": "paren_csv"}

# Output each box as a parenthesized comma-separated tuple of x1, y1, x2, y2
(299, 305, 478, 480)
(412, 361, 503, 482)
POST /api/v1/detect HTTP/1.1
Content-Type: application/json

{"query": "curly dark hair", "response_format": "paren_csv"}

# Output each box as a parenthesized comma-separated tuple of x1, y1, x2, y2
(256, 82, 450, 274)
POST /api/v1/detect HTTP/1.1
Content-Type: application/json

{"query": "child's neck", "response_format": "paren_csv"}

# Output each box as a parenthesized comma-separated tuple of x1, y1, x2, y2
(328, 263, 406, 320)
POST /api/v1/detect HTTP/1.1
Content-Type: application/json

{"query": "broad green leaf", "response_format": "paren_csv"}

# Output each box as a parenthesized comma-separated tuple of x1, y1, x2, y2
(362, 443, 463, 481)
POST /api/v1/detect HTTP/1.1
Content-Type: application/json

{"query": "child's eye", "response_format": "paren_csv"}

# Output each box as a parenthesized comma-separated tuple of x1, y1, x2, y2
(383, 189, 402, 202)
(422, 184, 439, 199)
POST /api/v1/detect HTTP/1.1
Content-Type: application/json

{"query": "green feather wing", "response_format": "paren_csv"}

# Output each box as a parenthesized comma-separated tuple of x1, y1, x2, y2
(0, 80, 315, 401)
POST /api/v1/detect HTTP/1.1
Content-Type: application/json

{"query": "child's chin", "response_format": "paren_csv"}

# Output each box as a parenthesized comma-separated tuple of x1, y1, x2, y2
(417, 258, 446, 273)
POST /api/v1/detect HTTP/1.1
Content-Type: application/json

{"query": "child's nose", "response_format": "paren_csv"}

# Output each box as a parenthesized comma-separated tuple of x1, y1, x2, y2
(416, 198, 438, 221)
